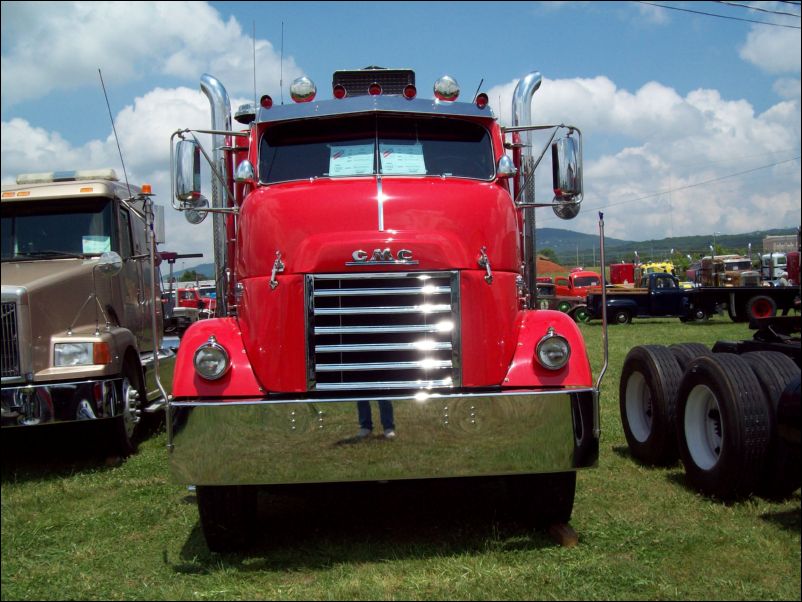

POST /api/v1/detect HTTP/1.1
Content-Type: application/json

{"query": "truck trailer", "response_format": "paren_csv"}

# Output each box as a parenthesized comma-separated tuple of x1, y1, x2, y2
(166, 67, 607, 551)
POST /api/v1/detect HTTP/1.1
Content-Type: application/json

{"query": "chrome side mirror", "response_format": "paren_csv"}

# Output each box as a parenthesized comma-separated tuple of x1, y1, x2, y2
(175, 139, 202, 202)
(235, 159, 255, 183)
(551, 134, 582, 220)
(184, 197, 209, 225)
(96, 251, 123, 277)
(496, 155, 517, 178)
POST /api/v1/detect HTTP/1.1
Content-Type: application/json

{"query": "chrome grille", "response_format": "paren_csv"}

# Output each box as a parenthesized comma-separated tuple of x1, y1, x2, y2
(1, 302, 20, 378)
(306, 272, 460, 391)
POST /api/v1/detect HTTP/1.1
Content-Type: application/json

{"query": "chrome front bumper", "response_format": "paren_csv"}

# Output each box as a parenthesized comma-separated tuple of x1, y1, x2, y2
(1, 378, 120, 427)
(169, 388, 599, 485)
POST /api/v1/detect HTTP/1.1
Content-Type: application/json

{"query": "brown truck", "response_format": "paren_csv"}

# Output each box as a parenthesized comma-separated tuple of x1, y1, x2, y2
(1, 169, 174, 454)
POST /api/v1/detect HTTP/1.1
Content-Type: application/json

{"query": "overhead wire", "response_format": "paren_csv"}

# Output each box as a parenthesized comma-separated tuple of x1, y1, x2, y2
(540, 155, 801, 223)
(712, 0, 801, 18)
(637, 1, 801, 28)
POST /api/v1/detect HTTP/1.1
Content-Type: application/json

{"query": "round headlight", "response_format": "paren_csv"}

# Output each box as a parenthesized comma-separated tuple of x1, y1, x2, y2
(193, 337, 230, 380)
(536, 329, 571, 370)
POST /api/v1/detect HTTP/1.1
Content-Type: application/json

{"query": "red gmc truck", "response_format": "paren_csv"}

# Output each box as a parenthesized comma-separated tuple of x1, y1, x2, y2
(167, 66, 606, 551)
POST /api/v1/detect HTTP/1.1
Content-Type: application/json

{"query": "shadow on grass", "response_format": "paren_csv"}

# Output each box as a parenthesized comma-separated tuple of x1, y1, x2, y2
(1, 412, 165, 484)
(761, 504, 801, 531)
(172, 477, 559, 571)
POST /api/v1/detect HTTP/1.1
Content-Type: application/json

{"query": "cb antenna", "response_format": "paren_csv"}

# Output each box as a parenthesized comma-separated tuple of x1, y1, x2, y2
(472, 78, 484, 102)
(280, 21, 284, 105)
(253, 21, 257, 111)
(98, 68, 131, 198)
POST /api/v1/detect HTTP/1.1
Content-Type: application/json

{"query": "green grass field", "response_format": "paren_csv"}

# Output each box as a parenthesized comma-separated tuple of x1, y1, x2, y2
(2, 317, 800, 601)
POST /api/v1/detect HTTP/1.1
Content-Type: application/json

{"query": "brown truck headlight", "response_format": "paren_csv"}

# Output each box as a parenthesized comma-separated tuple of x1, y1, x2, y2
(535, 328, 571, 370)
(54, 342, 111, 366)
(193, 336, 230, 380)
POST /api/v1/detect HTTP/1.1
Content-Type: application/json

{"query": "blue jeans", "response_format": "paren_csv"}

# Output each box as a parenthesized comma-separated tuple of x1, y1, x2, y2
(357, 400, 395, 431)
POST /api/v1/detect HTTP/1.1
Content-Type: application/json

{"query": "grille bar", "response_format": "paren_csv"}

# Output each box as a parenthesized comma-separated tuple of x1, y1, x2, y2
(314, 304, 451, 316)
(306, 271, 460, 391)
(316, 342, 452, 353)
(1, 302, 21, 378)
(314, 286, 451, 297)
(315, 378, 454, 391)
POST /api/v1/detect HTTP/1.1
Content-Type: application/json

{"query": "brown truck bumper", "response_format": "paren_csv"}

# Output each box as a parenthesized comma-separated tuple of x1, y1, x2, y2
(169, 388, 599, 485)
(1, 378, 121, 427)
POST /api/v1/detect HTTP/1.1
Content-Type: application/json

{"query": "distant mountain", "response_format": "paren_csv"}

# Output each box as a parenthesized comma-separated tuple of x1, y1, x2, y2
(168, 262, 215, 281)
(539, 227, 798, 266)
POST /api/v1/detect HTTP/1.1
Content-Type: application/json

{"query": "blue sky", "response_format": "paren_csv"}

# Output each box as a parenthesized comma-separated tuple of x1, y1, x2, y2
(2, 1, 800, 265)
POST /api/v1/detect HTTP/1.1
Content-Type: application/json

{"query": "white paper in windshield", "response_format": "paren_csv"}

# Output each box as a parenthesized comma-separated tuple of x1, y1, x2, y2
(82, 235, 111, 254)
(328, 144, 374, 176)
(379, 143, 426, 175)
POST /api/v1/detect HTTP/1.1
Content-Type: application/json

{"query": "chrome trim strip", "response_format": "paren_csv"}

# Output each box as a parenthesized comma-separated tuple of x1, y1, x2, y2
(314, 304, 451, 316)
(315, 324, 449, 335)
(314, 286, 450, 297)
(315, 342, 452, 353)
(377, 175, 384, 232)
(316, 360, 452, 372)
(314, 379, 454, 391)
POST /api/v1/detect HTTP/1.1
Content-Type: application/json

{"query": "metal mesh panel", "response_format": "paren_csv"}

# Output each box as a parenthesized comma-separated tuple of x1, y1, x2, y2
(1, 302, 20, 378)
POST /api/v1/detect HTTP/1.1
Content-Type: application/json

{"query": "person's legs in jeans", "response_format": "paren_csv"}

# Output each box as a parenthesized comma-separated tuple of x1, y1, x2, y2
(357, 400, 373, 431)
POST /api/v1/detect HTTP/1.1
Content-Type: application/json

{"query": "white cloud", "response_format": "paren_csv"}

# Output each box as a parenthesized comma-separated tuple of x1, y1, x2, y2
(0, 1, 302, 108)
(487, 75, 801, 241)
(739, 22, 801, 74)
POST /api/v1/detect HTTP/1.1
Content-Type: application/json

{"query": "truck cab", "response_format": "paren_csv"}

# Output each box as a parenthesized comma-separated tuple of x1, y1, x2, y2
(166, 67, 603, 551)
(554, 269, 601, 299)
(0, 169, 173, 453)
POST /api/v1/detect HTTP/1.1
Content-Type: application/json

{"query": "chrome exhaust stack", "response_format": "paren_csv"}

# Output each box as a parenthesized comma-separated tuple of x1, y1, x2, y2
(200, 74, 232, 316)
(512, 72, 542, 308)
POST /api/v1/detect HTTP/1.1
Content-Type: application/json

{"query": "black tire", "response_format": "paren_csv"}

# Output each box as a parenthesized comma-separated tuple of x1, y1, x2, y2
(612, 309, 632, 325)
(691, 307, 708, 322)
(676, 354, 771, 499)
(669, 343, 713, 372)
(746, 295, 777, 320)
(506, 472, 576, 528)
(196, 485, 258, 553)
(619, 345, 684, 465)
(740, 352, 801, 499)
(557, 300, 572, 313)
(113, 357, 145, 456)
(571, 305, 591, 323)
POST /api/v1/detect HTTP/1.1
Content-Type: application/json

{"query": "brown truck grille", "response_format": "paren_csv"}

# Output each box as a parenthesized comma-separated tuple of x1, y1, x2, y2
(306, 272, 461, 391)
(1, 302, 21, 378)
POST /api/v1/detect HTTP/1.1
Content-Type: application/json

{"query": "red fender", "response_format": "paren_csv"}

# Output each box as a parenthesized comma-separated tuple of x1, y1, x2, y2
(172, 318, 264, 399)
(504, 309, 593, 387)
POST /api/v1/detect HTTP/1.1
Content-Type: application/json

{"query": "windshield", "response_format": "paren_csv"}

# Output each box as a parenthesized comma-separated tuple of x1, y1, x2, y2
(573, 276, 600, 287)
(259, 114, 494, 183)
(724, 260, 752, 271)
(1, 198, 115, 261)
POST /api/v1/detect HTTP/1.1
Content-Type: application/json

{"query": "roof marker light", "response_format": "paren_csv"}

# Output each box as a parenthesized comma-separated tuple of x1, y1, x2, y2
(333, 84, 347, 99)
(434, 75, 460, 101)
(403, 84, 417, 100)
(290, 76, 317, 103)
(368, 82, 382, 96)
(475, 93, 489, 109)
(260, 94, 273, 109)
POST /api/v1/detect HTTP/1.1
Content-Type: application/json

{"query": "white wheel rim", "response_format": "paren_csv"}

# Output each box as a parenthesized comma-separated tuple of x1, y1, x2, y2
(121, 376, 140, 438)
(684, 384, 722, 470)
(625, 371, 652, 443)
